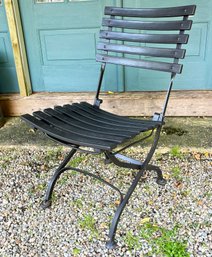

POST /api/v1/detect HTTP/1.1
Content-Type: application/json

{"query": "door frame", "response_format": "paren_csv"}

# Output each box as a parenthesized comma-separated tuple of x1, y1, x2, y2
(4, 0, 31, 96)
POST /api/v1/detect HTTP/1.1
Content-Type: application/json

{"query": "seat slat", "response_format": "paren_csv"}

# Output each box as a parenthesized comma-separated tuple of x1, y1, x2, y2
(21, 114, 117, 151)
(64, 104, 149, 128)
(97, 42, 186, 59)
(105, 5, 196, 18)
(44, 108, 136, 137)
(102, 18, 192, 31)
(96, 54, 182, 74)
(72, 103, 160, 127)
(100, 30, 189, 44)
(65, 104, 151, 129)
(80, 102, 163, 126)
(33, 111, 126, 143)
(53, 106, 141, 133)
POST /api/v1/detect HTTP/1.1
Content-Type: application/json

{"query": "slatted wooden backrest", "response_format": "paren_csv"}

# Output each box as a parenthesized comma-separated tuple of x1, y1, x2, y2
(96, 5, 196, 74)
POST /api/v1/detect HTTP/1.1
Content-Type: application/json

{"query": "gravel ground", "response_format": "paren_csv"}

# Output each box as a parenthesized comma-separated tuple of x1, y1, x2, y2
(0, 146, 211, 257)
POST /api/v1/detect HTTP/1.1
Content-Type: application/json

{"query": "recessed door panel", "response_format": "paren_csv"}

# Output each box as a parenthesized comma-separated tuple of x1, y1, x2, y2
(19, 0, 123, 92)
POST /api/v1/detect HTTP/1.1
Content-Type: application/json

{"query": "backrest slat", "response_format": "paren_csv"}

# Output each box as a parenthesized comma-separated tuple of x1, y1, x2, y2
(102, 18, 193, 31)
(97, 43, 186, 59)
(105, 5, 196, 18)
(96, 5, 196, 74)
(96, 54, 182, 74)
(100, 30, 189, 44)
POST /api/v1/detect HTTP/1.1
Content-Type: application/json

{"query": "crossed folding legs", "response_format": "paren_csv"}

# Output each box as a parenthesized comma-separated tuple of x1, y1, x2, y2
(21, 5, 196, 248)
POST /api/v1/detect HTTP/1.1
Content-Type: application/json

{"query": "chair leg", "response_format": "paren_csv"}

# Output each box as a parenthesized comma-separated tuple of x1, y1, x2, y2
(41, 148, 78, 209)
(106, 127, 163, 248)
(146, 164, 167, 186)
(106, 168, 146, 249)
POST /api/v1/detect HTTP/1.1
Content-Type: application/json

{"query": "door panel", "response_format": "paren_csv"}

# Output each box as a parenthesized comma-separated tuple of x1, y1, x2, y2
(123, 0, 212, 91)
(19, 0, 123, 92)
(0, 0, 19, 93)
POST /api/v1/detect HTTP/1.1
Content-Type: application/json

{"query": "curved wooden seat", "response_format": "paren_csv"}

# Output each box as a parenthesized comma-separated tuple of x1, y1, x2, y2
(22, 102, 161, 151)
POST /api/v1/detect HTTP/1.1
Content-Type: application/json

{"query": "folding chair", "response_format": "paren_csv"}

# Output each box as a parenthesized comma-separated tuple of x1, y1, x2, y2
(22, 5, 196, 249)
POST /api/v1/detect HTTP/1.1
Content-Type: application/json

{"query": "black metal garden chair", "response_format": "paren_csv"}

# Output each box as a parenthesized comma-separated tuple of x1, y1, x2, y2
(22, 5, 196, 249)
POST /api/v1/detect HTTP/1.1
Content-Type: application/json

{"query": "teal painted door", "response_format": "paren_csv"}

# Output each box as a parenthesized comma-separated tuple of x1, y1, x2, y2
(19, 0, 123, 92)
(123, 0, 212, 91)
(0, 0, 19, 93)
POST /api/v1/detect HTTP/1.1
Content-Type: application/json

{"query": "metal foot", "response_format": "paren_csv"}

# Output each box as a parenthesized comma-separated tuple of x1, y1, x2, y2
(146, 164, 166, 186)
(106, 240, 117, 249)
(156, 178, 167, 186)
(40, 200, 52, 209)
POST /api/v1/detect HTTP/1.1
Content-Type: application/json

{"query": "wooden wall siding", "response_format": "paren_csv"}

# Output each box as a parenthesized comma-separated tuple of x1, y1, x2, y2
(4, 0, 32, 96)
(1, 91, 211, 117)
(0, 0, 19, 93)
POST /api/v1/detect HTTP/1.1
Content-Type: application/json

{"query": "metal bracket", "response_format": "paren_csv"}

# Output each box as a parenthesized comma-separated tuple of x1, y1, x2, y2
(152, 112, 163, 122)
(93, 98, 103, 108)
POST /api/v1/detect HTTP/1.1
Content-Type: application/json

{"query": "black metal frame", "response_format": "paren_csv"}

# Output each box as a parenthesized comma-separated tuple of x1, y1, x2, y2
(21, 4, 196, 249)
(40, 124, 166, 248)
